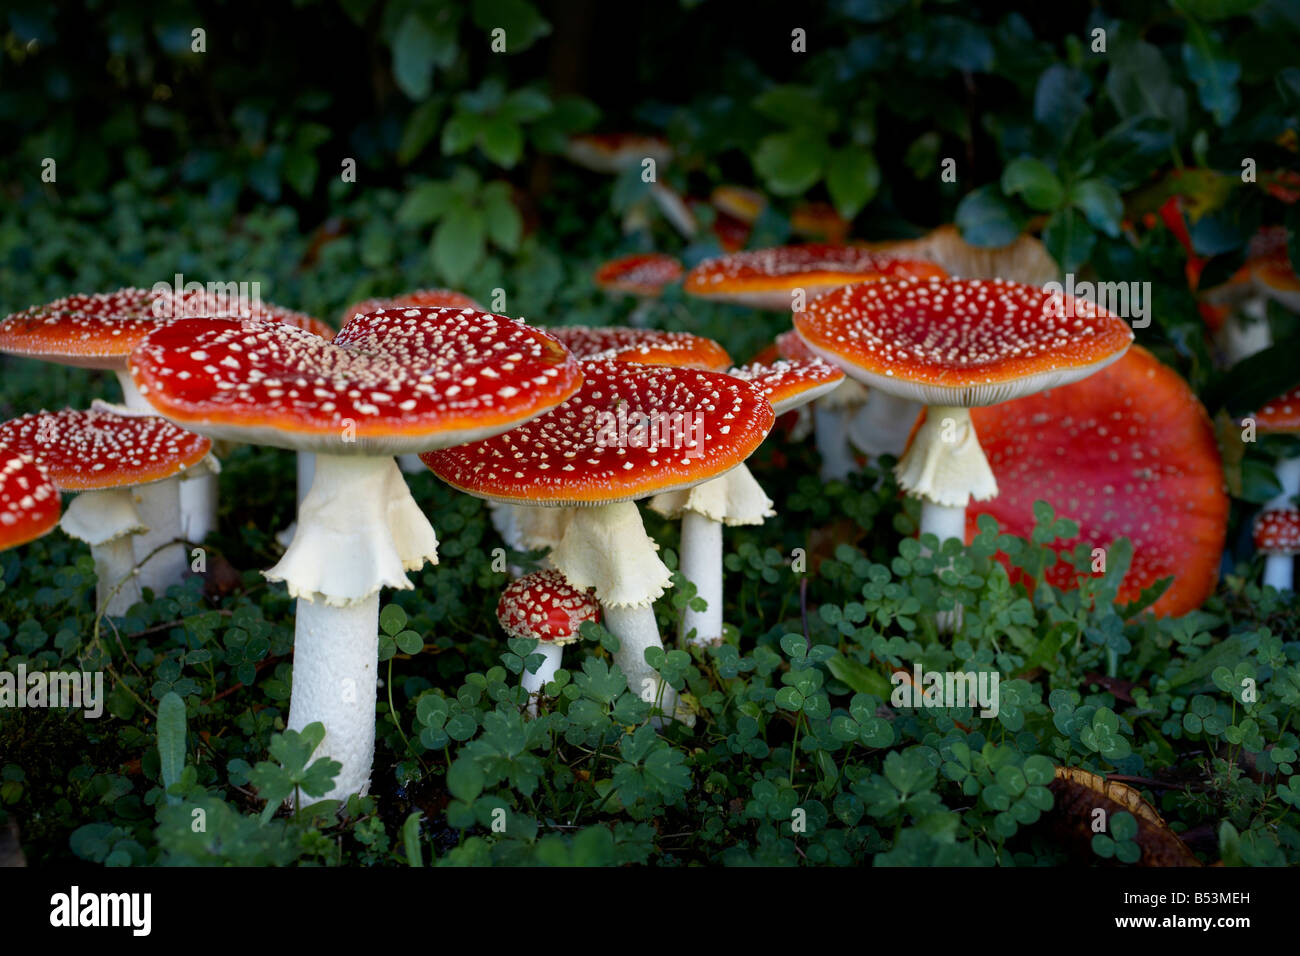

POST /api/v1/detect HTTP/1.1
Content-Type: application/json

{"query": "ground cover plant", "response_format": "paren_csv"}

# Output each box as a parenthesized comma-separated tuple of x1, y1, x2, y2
(1, 0, 1299, 868)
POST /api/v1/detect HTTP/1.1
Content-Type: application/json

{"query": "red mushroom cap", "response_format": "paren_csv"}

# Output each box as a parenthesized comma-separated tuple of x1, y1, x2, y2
(711, 186, 766, 225)
(340, 289, 484, 325)
(497, 569, 600, 645)
(1252, 384, 1300, 434)
(684, 244, 947, 310)
(967, 346, 1228, 617)
(0, 449, 60, 550)
(544, 326, 731, 371)
(790, 202, 850, 243)
(0, 288, 334, 369)
(775, 329, 818, 363)
(1254, 508, 1300, 555)
(0, 406, 212, 491)
(593, 254, 684, 297)
(423, 358, 775, 506)
(727, 359, 845, 416)
(128, 307, 583, 455)
(796, 277, 1135, 407)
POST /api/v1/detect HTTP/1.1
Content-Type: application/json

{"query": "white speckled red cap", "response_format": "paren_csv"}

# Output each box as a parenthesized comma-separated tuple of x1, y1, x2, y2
(339, 289, 484, 326)
(1254, 508, 1300, 555)
(545, 326, 731, 370)
(423, 358, 775, 506)
(1253, 385, 1300, 435)
(727, 359, 845, 415)
(0, 449, 60, 550)
(0, 287, 333, 370)
(128, 307, 583, 455)
(684, 244, 948, 310)
(796, 277, 1135, 407)
(497, 569, 600, 645)
(0, 404, 212, 491)
(593, 254, 684, 297)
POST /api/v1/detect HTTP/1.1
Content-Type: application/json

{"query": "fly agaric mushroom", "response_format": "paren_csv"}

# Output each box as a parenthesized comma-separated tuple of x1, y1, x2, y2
(790, 203, 850, 244)
(650, 358, 842, 646)
(796, 277, 1135, 549)
(1252, 384, 1300, 511)
(966, 346, 1228, 617)
(424, 359, 774, 721)
(130, 307, 582, 802)
(593, 254, 685, 327)
(867, 225, 1059, 286)
(563, 133, 695, 238)
(0, 403, 213, 615)
(483, 327, 733, 574)
(498, 569, 600, 714)
(1254, 509, 1300, 591)
(1202, 227, 1300, 363)
(0, 450, 60, 552)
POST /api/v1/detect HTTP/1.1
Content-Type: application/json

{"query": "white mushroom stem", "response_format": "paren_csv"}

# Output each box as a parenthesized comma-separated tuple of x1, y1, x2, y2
(286, 594, 379, 803)
(1221, 298, 1272, 365)
(848, 391, 923, 460)
(60, 487, 145, 616)
(115, 370, 191, 593)
(178, 473, 218, 543)
(297, 452, 316, 507)
(679, 511, 722, 644)
(1270, 457, 1300, 509)
(920, 503, 967, 546)
(650, 182, 698, 239)
(649, 464, 773, 647)
(814, 403, 858, 480)
(521, 642, 564, 715)
(1262, 554, 1294, 591)
(268, 453, 440, 805)
(895, 405, 998, 534)
(396, 453, 424, 474)
(549, 500, 686, 722)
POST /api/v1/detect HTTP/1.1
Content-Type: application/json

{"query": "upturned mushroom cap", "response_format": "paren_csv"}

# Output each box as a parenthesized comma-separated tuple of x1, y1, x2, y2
(727, 358, 845, 415)
(795, 277, 1135, 407)
(1206, 227, 1300, 310)
(129, 307, 583, 455)
(544, 326, 731, 370)
(1252, 385, 1300, 435)
(0, 403, 212, 490)
(967, 346, 1228, 617)
(497, 569, 599, 646)
(0, 288, 333, 370)
(684, 244, 947, 311)
(421, 358, 774, 506)
(0, 450, 60, 550)
(340, 289, 484, 324)
(564, 133, 672, 174)
(868, 225, 1059, 286)
(593, 253, 683, 297)
(1254, 508, 1300, 555)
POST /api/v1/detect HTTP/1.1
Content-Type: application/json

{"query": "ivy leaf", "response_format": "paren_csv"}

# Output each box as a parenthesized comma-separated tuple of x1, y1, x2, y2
(955, 185, 1026, 247)
(391, 13, 438, 101)
(1043, 207, 1096, 272)
(1001, 157, 1064, 211)
(1070, 179, 1123, 237)
(432, 204, 486, 284)
(754, 130, 829, 196)
(826, 147, 880, 220)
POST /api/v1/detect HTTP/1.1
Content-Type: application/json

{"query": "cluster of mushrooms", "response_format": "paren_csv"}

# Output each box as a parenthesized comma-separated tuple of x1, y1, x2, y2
(0, 139, 1293, 806)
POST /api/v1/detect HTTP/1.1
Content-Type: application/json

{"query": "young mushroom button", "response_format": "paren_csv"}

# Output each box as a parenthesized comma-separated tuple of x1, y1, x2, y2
(423, 359, 774, 723)
(129, 307, 582, 803)
(1254, 509, 1300, 592)
(497, 569, 600, 714)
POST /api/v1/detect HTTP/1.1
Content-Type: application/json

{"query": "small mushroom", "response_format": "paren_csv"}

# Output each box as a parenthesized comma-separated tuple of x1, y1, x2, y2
(497, 569, 599, 715)
(563, 133, 695, 237)
(0, 449, 60, 552)
(1202, 227, 1300, 364)
(593, 254, 684, 326)
(1254, 509, 1300, 591)
(0, 403, 213, 615)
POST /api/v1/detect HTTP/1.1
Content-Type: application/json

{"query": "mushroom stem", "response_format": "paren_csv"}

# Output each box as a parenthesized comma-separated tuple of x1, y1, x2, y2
(179, 471, 218, 543)
(297, 451, 316, 507)
(848, 391, 922, 460)
(603, 603, 680, 720)
(115, 369, 191, 593)
(1222, 298, 1272, 365)
(521, 642, 564, 713)
(679, 510, 723, 646)
(1272, 457, 1300, 509)
(920, 502, 967, 546)
(286, 593, 379, 803)
(1263, 554, 1294, 591)
(60, 487, 145, 616)
(814, 403, 858, 480)
(895, 405, 998, 507)
(396, 453, 424, 475)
